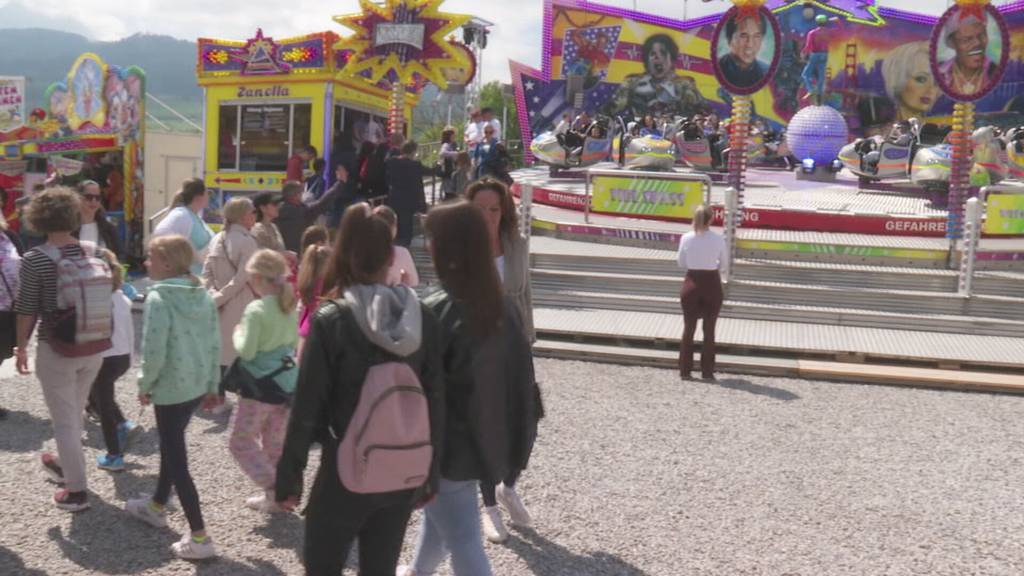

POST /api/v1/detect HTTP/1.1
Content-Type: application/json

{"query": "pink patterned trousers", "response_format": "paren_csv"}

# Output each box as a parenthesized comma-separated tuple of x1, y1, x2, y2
(228, 398, 290, 490)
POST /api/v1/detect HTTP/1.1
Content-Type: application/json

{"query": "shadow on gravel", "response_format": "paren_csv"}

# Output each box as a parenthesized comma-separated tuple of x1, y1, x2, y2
(83, 424, 161, 458)
(0, 546, 48, 575)
(110, 471, 159, 502)
(714, 378, 800, 402)
(0, 411, 51, 453)
(47, 499, 176, 573)
(507, 527, 651, 576)
(251, 512, 304, 556)
(194, 557, 287, 575)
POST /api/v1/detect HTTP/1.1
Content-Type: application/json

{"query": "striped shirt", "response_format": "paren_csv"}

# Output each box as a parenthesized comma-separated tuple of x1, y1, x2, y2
(13, 244, 85, 342)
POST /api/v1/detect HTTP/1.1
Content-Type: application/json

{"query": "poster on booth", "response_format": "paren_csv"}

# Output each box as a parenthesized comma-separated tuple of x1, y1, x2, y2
(985, 193, 1024, 234)
(0, 76, 25, 133)
(591, 174, 705, 219)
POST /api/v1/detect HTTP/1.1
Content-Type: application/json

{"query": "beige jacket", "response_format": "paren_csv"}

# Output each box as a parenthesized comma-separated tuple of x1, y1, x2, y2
(251, 221, 285, 252)
(201, 224, 258, 366)
(502, 231, 535, 343)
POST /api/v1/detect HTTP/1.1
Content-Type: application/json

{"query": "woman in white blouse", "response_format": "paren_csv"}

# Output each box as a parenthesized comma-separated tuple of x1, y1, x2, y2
(676, 205, 727, 380)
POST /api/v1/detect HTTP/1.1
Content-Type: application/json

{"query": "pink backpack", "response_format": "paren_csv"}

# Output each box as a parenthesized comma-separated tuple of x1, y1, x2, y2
(337, 360, 432, 494)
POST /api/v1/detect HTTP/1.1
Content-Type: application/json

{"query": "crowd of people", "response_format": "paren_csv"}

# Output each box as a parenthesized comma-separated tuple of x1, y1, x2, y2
(0, 161, 554, 575)
(0, 116, 731, 572)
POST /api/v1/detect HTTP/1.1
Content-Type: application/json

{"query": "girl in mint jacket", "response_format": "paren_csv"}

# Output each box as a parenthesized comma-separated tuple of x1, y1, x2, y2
(227, 249, 299, 513)
(125, 235, 221, 561)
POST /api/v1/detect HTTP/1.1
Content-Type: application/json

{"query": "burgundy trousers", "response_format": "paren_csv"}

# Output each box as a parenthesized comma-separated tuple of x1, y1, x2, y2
(679, 270, 724, 378)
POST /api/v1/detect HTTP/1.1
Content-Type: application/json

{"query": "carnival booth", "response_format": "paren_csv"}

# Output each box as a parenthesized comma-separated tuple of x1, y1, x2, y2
(197, 0, 476, 196)
(0, 53, 145, 257)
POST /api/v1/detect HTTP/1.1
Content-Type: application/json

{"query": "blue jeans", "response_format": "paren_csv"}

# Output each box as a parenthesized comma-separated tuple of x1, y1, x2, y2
(412, 479, 494, 576)
(802, 52, 828, 96)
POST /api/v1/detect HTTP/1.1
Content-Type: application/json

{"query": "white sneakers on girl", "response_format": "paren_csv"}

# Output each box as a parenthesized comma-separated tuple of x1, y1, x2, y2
(171, 533, 217, 560)
(245, 491, 281, 513)
(124, 498, 168, 528)
(496, 484, 532, 527)
(481, 505, 508, 543)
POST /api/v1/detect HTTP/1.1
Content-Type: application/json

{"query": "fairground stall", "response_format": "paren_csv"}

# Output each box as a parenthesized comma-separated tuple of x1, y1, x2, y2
(0, 53, 145, 258)
(197, 0, 476, 197)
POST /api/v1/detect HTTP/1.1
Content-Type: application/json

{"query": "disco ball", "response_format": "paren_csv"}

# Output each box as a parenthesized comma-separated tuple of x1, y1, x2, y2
(786, 105, 849, 166)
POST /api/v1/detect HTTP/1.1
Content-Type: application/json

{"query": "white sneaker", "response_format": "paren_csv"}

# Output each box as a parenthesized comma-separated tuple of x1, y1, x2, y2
(210, 396, 233, 416)
(124, 498, 168, 528)
(171, 533, 217, 560)
(245, 491, 280, 513)
(396, 566, 416, 576)
(481, 506, 508, 543)
(496, 484, 532, 527)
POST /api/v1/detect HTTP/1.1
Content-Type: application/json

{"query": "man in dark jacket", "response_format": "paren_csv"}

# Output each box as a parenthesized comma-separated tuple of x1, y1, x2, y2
(275, 176, 344, 253)
(384, 140, 436, 247)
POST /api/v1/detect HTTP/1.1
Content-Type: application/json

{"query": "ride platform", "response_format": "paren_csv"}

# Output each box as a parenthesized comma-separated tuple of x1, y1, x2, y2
(511, 164, 1006, 240)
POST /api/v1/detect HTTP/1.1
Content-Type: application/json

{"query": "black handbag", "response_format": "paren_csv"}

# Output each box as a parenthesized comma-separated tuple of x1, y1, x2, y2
(220, 356, 296, 405)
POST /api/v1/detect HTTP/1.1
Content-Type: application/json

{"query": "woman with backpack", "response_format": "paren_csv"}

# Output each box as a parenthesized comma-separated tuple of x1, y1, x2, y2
(14, 187, 111, 511)
(465, 178, 538, 543)
(275, 202, 444, 575)
(202, 197, 259, 414)
(0, 210, 22, 419)
(226, 249, 298, 513)
(152, 178, 214, 275)
(399, 201, 540, 576)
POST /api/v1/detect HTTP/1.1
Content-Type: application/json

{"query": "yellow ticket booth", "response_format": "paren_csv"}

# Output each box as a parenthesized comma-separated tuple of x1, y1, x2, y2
(197, 29, 415, 195)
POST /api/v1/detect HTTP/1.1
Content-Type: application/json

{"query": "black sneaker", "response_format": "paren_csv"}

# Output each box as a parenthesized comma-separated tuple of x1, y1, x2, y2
(41, 452, 65, 485)
(54, 489, 90, 512)
(0, 406, 8, 419)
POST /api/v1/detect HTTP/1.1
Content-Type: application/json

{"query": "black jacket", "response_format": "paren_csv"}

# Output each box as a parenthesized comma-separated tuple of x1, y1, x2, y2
(275, 298, 445, 503)
(384, 157, 431, 216)
(424, 290, 540, 484)
(276, 185, 343, 253)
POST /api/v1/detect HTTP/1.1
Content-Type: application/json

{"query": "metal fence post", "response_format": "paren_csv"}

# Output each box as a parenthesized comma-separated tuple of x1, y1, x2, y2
(958, 196, 982, 297)
(519, 183, 534, 245)
(723, 187, 738, 283)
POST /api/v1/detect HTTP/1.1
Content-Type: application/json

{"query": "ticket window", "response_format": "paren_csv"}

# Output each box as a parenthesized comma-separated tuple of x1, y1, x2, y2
(217, 102, 311, 172)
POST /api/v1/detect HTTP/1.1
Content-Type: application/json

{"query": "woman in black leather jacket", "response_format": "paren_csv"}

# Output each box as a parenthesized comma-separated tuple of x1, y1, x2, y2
(274, 202, 445, 576)
(399, 201, 539, 576)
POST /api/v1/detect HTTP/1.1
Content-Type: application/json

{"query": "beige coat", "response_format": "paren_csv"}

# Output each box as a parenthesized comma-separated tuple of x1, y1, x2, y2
(251, 221, 285, 252)
(202, 224, 258, 366)
(502, 231, 535, 343)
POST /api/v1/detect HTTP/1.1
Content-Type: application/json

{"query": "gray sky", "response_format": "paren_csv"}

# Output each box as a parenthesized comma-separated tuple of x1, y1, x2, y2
(4, 0, 1007, 84)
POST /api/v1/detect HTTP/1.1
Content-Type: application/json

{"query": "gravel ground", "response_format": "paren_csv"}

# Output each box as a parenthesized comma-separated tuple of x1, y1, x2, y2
(2, 336, 1024, 574)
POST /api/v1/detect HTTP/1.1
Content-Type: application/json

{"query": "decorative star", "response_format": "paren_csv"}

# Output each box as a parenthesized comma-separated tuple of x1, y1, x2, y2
(232, 28, 290, 75)
(624, 45, 640, 61)
(956, 0, 988, 21)
(333, 0, 472, 88)
(733, 0, 766, 20)
(533, 96, 540, 103)
(525, 80, 535, 91)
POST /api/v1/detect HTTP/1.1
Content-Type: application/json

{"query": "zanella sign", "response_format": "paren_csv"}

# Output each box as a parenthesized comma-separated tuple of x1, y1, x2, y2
(374, 23, 425, 50)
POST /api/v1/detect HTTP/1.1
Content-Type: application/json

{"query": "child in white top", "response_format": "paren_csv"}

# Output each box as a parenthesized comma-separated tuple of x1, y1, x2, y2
(89, 249, 137, 472)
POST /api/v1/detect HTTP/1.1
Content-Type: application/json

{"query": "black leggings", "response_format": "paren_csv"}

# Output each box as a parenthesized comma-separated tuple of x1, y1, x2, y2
(153, 396, 205, 532)
(303, 447, 415, 575)
(89, 355, 131, 456)
(480, 470, 522, 508)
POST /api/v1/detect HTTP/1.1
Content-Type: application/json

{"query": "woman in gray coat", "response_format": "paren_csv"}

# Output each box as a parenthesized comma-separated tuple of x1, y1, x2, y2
(465, 178, 538, 544)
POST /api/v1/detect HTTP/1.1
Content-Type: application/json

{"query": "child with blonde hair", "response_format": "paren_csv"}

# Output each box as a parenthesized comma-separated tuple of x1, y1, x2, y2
(227, 249, 298, 512)
(125, 235, 221, 560)
(91, 248, 138, 472)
